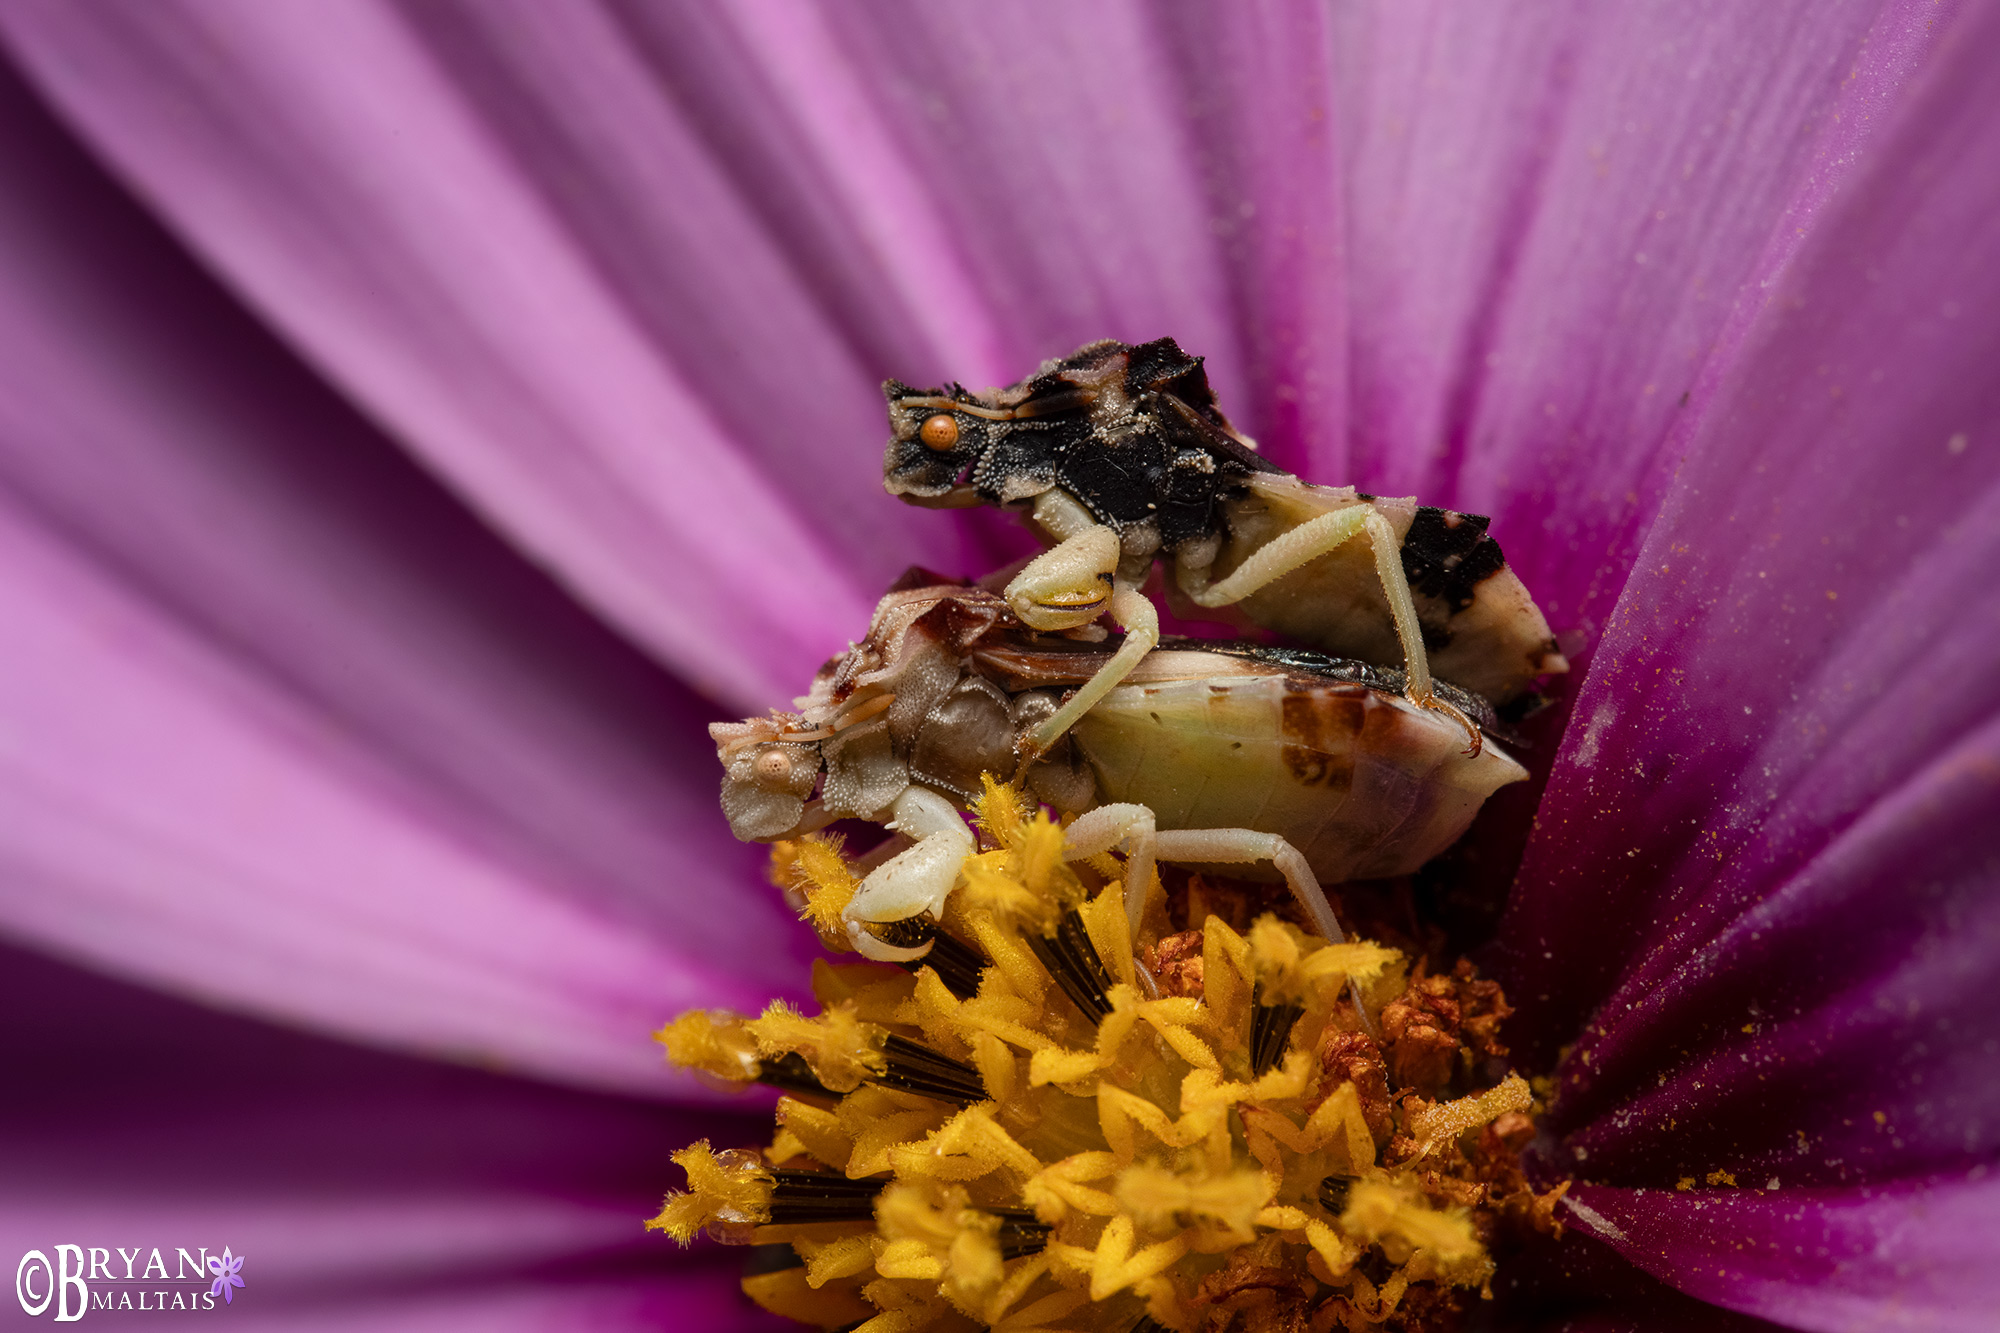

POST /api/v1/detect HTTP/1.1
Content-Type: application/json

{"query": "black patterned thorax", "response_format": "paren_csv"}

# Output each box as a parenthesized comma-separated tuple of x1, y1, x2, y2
(1046, 423, 1171, 529)
(1399, 507, 1509, 611)
(883, 337, 1279, 551)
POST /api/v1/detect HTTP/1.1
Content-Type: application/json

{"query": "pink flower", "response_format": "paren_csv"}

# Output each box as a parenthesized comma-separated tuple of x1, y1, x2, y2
(0, 1, 1993, 1328)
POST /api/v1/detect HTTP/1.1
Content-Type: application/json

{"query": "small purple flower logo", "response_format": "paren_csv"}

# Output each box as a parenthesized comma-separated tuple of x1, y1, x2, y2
(206, 1249, 245, 1305)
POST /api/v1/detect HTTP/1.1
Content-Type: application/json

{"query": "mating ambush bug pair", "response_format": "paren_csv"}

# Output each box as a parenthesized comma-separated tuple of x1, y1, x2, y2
(715, 338, 1564, 966)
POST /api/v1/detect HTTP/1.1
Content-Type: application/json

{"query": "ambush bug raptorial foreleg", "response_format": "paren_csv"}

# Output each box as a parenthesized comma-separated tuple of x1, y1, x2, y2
(1004, 490, 1161, 755)
(840, 785, 975, 961)
(849, 790, 1368, 1024)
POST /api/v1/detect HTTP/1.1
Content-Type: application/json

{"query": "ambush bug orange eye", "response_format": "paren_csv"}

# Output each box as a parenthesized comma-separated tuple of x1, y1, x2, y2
(752, 747, 794, 786)
(918, 413, 959, 451)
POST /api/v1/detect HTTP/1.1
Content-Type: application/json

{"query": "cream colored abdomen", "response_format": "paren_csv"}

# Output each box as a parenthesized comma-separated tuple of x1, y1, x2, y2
(1072, 675, 1526, 882)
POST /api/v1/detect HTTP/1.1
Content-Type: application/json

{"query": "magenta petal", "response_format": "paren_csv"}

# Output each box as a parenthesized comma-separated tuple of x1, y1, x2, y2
(802, 2, 1233, 390)
(0, 370, 779, 1096)
(0, 0, 1377, 685)
(1, 942, 789, 1329)
(1547, 741, 2000, 1188)
(4, 2, 1971, 692)
(1097, 2, 1350, 473)
(0, 0, 892, 707)
(1561, 1179, 2000, 1332)
(0, 65, 806, 1092)
(616, 0, 1351, 474)
(1337, 0, 1956, 631)
(604, 0, 1349, 468)
(1496, 0, 2000, 1169)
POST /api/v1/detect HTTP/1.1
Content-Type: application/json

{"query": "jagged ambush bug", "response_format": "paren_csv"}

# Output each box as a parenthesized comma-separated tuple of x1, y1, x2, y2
(882, 338, 1567, 757)
(711, 580, 1525, 965)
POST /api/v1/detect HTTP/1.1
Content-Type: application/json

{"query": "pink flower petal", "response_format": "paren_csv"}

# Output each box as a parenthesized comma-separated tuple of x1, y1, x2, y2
(1560, 1178, 2000, 1331)
(1496, 0, 2000, 1204)
(1137, 3, 1351, 469)
(0, 511, 765, 1095)
(0, 1, 1364, 638)
(1548, 731, 2000, 1187)
(0, 0, 890, 709)
(791, 0, 1352, 467)
(1336, 0, 1953, 631)
(0, 943, 789, 1329)
(6, 2, 1970, 687)
(0, 67, 807, 1092)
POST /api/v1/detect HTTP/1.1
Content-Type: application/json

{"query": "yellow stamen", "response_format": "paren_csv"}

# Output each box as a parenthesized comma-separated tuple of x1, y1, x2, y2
(655, 780, 1566, 1330)
(645, 1142, 771, 1242)
(1339, 1179, 1482, 1263)
(652, 1010, 758, 1084)
(773, 834, 860, 942)
(747, 999, 884, 1093)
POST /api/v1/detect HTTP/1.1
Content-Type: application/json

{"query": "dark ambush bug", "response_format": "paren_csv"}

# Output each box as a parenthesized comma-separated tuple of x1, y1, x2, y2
(883, 338, 1566, 756)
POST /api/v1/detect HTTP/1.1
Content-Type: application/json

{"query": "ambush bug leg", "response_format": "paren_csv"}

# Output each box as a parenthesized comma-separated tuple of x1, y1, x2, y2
(1147, 828, 1346, 945)
(1024, 584, 1158, 756)
(1178, 502, 1375, 610)
(1060, 802, 1159, 934)
(1005, 490, 1162, 757)
(1004, 527, 1118, 628)
(1417, 693, 1483, 758)
(1360, 510, 1483, 757)
(1179, 502, 1482, 757)
(1026, 488, 1101, 544)
(1062, 807, 1342, 942)
(842, 786, 974, 962)
(1064, 809, 1379, 1035)
(1146, 829, 1379, 1037)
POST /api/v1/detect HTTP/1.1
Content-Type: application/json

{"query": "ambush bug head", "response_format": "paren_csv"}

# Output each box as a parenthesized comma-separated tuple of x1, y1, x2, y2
(710, 715, 821, 841)
(881, 379, 989, 501)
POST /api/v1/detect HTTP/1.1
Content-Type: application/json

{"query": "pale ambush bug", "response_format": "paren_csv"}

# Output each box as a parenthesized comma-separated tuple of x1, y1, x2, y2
(711, 580, 1525, 966)
(882, 338, 1567, 757)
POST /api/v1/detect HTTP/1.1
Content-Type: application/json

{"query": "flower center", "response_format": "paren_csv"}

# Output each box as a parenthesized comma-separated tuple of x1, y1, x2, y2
(652, 781, 1568, 1331)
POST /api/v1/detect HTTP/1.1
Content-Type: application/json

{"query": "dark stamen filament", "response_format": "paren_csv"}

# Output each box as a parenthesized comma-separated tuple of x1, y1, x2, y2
(869, 1033, 988, 1106)
(990, 1208, 1052, 1260)
(891, 926, 988, 1000)
(1318, 1173, 1354, 1214)
(1025, 907, 1115, 1025)
(755, 1052, 837, 1102)
(740, 1243, 805, 1277)
(1249, 989, 1304, 1076)
(765, 1170, 886, 1226)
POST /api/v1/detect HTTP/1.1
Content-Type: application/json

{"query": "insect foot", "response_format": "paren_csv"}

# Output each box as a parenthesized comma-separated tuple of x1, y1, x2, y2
(1411, 690, 1485, 758)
